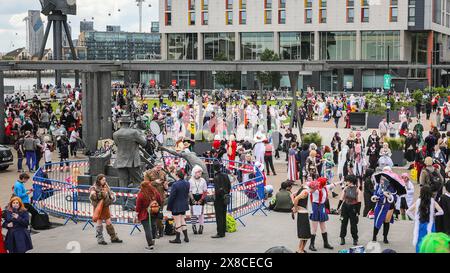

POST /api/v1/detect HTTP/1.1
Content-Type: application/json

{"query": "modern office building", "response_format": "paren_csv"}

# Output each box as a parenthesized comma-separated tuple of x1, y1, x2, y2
(106, 25, 121, 32)
(78, 29, 160, 60)
(25, 10, 44, 57)
(159, 0, 450, 91)
(80, 21, 94, 33)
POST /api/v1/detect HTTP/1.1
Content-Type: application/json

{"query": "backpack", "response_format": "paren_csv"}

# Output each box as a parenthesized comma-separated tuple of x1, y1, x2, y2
(344, 186, 358, 203)
(425, 169, 444, 192)
(164, 218, 176, 236)
(226, 214, 237, 233)
(335, 110, 342, 118)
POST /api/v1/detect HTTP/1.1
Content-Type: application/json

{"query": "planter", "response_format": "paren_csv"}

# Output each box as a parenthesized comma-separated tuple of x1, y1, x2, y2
(367, 114, 384, 129)
(192, 141, 213, 155)
(391, 150, 406, 167)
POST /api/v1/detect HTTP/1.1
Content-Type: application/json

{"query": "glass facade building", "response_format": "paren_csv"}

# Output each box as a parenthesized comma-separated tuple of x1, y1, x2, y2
(320, 31, 356, 60)
(167, 33, 198, 60)
(240, 32, 274, 60)
(80, 31, 160, 60)
(279, 32, 314, 60)
(361, 31, 400, 60)
(204, 33, 236, 60)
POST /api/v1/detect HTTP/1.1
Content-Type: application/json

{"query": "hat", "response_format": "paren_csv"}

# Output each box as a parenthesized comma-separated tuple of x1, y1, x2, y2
(425, 157, 433, 167)
(119, 115, 132, 124)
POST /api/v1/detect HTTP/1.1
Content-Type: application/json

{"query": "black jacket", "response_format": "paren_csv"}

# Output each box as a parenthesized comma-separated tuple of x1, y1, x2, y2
(213, 173, 231, 199)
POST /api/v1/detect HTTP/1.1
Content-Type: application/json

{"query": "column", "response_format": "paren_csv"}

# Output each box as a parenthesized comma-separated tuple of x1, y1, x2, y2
(354, 69, 362, 92)
(82, 71, 112, 153)
(273, 31, 280, 55)
(399, 30, 405, 61)
(235, 32, 241, 60)
(314, 31, 320, 61)
(161, 34, 168, 60)
(356, 30, 361, 60)
(0, 71, 5, 144)
(427, 31, 434, 87)
(197, 32, 203, 60)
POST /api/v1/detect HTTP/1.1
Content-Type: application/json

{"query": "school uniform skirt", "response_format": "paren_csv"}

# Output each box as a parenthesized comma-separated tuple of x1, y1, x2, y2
(297, 213, 312, 239)
(310, 202, 329, 222)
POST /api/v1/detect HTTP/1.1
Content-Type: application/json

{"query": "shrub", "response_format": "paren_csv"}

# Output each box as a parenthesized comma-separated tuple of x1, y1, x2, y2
(194, 130, 214, 142)
(302, 132, 322, 147)
(386, 137, 405, 151)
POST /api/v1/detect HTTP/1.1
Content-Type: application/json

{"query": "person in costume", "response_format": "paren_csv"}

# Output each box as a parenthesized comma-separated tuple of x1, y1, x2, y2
(371, 172, 398, 244)
(292, 184, 311, 253)
(308, 178, 341, 251)
(287, 142, 299, 182)
(321, 146, 335, 183)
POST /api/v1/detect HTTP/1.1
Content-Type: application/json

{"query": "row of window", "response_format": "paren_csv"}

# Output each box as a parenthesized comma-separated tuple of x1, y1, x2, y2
(165, 0, 401, 26)
(167, 31, 401, 61)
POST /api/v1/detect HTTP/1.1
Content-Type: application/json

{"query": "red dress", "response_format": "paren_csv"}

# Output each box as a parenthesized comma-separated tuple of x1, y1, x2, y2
(227, 141, 237, 170)
(0, 208, 6, 253)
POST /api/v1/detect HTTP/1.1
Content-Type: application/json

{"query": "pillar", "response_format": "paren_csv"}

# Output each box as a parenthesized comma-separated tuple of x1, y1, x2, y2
(197, 32, 203, 60)
(82, 71, 112, 153)
(273, 31, 280, 55)
(314, 31, 320, 61)
(354, 69, 362, 92)
(427, 31, 434, 87)
(288, 71, 299, 129)
(161, 34, 168, 60)
(356, 30, 361, 60)
(235, 32, 241, 61)
(0, 71, 5, 144)
(337, 69, 344, 92)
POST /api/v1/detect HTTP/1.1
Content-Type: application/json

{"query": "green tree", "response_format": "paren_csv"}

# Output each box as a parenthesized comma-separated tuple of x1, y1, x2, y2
(256, 49, 281, 101)
(213, 52, 239, 89)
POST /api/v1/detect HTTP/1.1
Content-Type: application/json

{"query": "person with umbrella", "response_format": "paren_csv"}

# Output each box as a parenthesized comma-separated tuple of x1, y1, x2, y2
(371, 168, 406, 244)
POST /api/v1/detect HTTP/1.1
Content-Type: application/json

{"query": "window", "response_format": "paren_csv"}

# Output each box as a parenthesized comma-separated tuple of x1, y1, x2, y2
(347, 0, 354, 23)
(265, 0, 272, 9)
(239, 0, 246, 24)
(319, 0, 327, 23)
(390, 0, 398, 22)
(204, 33, 236, 60)
(188, 0, 196, 25)
(241, 32, 274, 60)
(361, 0, 369, 23)
(361, 31, 401, 61)
(265, 10, 272, 24)
(278, 0, 286, 24)
(226, 0, 233, 25)
(202, 0, 208, 25)
(320, 31, 357, 60)
(305, 9, 312, 23)
(165, 0, 172, 26)
(168, 33, 198, 60)
(226, 11, 233, 24)
(279, 10, 286, 24)
(279, 32, 314, 60)
(305, 0, 312, 8)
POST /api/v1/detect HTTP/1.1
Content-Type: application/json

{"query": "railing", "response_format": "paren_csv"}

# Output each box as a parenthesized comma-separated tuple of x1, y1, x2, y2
(31, 157, 267, 235)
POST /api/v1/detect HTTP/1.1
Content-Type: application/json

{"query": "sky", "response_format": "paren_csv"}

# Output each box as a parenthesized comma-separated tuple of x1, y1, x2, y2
(0, 0, 160, 54)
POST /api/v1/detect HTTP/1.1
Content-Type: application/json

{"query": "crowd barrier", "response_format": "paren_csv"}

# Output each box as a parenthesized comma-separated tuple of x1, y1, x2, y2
(32, 157, 267, 235)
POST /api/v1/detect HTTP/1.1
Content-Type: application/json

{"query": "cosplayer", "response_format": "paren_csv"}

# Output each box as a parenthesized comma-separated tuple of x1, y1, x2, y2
(308, 178, 341, 251)
(371, 175, 398, 243)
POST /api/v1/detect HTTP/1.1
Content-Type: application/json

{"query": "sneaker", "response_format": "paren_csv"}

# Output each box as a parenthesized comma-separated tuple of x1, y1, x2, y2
(145, 245, 154, 251)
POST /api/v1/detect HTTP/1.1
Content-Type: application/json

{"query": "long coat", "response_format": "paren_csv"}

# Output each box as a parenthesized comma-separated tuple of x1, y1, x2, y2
(167, 179, 190, 213)
(113, 127, 147, 168)
(0, 208, 6, 253)
(2, 209, 33, 253)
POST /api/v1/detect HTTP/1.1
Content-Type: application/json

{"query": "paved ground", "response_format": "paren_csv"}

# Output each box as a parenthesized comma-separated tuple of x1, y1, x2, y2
(1, 111, 437, 253)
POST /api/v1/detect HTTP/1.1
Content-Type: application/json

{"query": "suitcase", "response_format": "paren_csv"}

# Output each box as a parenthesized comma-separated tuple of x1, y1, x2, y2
(31, 211, 51, 230)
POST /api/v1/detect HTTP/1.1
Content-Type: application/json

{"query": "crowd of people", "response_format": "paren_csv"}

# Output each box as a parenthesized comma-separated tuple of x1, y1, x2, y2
(2, 82, 450, 254)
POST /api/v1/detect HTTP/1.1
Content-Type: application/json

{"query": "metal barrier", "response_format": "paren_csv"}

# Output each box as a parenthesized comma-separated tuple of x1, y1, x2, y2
(32, 157, 267, 235)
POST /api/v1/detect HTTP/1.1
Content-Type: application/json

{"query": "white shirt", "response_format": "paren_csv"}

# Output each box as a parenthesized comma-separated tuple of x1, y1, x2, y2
(189, 177, 208, 195)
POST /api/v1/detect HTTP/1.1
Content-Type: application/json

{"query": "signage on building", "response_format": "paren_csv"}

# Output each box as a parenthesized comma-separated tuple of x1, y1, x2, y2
(150, 79, 156, 87)
(190, 79, 197, 87)
(171, 80, 177, 86)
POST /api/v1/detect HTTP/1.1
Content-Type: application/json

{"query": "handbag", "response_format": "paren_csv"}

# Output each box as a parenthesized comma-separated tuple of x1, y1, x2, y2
(150, 200, 160, 216)
(92, 199, 104, 222)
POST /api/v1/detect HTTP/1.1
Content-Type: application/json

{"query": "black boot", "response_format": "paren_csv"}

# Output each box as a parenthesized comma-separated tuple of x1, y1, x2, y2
(309, 235, 317, 251)
(192, 225, 198, 234)
(340, 237, 345, 245)
(169, 232, 182, 244)
(159, 226, 164, 238)
(353, 239, 358, 246)
(383, 223, 390, 244)
(372, 227, 379, 242)
(198, 225, 204, 234)
(182, 230, 189, 243)
(322, 232, 334, 250)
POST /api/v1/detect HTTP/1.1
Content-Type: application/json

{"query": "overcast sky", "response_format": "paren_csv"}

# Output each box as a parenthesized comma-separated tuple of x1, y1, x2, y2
(0, 0, 160, 54)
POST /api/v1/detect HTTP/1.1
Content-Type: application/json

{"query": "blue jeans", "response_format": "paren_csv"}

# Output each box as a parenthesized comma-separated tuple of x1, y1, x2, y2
(25, 151, 36, 171)
(17, 157, 23, 171)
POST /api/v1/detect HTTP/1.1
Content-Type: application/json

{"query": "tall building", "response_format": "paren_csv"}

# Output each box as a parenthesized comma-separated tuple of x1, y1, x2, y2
(80, 21, 94, 33)
(159, 0, 450, 91)
(25, 10, 44, 57)
(62, 23, 72, 47)
(78, 30, 160, 60)
(151, 21, 160, 33)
